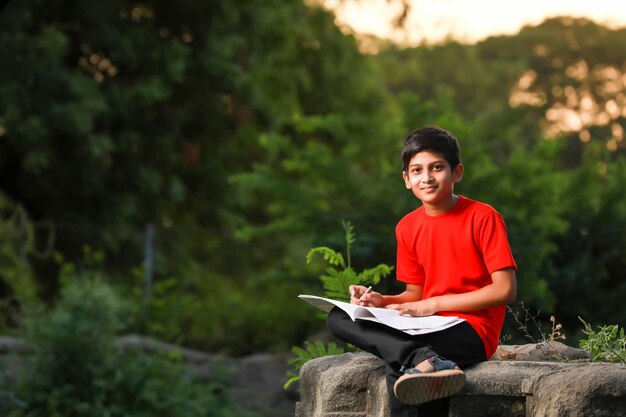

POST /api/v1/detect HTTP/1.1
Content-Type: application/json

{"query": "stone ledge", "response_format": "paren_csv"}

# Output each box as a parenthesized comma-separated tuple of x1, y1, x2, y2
(296, 352, 626, 417)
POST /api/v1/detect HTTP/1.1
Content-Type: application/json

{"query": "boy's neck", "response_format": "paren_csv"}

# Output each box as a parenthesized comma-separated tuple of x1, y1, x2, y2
(423, 194, 460, 216)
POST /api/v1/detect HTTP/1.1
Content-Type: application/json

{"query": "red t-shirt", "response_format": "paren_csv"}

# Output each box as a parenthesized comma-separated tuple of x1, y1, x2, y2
(395, 195, 517, 358)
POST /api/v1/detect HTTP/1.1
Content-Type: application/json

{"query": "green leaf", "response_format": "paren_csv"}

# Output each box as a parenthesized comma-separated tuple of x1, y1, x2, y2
(284, 340, 345, 390)
(357, 264, 394, 286)
(578, 316, 626, 363)
(306, 247, 345, 268)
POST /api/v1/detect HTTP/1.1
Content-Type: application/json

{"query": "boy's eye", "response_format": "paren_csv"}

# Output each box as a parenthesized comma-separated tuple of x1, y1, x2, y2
(433, 165, 443, 170)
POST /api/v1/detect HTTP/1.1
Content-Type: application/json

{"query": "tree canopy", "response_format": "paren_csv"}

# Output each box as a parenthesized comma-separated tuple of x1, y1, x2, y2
(0, 2, 625, 355)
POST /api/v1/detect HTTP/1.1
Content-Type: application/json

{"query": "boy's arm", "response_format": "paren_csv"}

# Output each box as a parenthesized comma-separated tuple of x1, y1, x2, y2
(380, 284, 423, 305)
(351, 284, 423, 307)
(387, 268, 516, 316)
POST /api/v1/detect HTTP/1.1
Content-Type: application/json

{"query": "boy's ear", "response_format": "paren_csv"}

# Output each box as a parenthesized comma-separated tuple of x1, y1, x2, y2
(453, 163, 464, 183)
(402, 171, 411, 189)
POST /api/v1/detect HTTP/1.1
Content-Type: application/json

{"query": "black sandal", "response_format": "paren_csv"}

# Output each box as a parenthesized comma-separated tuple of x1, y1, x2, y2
(393, 356, 466, 405)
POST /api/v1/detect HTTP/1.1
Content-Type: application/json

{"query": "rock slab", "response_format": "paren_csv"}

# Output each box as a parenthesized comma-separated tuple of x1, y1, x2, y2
(297, 352, 626, 417)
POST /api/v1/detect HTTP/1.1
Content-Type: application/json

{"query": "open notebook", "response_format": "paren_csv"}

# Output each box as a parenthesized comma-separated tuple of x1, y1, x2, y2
(298, 294, 465, 335)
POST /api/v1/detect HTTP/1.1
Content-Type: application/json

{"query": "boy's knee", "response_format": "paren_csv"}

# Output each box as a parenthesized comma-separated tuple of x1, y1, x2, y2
(326, 307, 347, 338)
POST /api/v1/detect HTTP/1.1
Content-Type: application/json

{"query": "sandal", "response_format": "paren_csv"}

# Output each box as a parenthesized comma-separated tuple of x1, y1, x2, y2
(393, 356, 466, 405)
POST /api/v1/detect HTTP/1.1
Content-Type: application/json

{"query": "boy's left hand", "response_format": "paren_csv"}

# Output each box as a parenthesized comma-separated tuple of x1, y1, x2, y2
(386, 299, 438, 316)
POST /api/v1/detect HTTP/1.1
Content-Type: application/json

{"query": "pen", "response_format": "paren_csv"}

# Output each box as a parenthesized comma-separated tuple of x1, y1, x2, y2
(359, 286, 372, 301)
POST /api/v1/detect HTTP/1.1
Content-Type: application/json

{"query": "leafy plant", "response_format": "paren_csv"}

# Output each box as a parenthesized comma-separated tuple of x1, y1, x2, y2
(285, 221, 393, 389)
(283, 341, 345, 390)
(578, 317, 626, 363)
(0, 278, 258, 417)
(306, 221, 394, 301)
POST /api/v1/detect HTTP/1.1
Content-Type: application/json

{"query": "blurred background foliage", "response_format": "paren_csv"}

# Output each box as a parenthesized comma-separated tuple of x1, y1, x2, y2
(0, 0, 625, 366)
(0, 276, 256, 416)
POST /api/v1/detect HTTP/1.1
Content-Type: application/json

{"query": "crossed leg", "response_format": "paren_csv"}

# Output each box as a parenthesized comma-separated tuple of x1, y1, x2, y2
(327, 307, 486, 417)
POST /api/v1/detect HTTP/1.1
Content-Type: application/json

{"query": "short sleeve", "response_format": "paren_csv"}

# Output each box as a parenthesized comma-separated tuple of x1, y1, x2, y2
(475, 212, 517, 274)
(395, 222, 425, 285)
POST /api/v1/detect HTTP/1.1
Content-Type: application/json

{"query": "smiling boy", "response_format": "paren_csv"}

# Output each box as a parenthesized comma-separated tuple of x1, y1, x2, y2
(327, 126, 517, 417)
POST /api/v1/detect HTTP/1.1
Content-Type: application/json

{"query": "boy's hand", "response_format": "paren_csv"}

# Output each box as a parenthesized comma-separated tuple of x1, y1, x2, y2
(386, 299, 437, 316)
(349, 285, 384, 307)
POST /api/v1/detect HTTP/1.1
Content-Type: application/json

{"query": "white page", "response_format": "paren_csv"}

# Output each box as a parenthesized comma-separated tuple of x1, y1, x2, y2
(365, 307, 460, 330)
(403, 319, 465, 335)
(297, 295, 374, 320)
(298, 295, 463, 330)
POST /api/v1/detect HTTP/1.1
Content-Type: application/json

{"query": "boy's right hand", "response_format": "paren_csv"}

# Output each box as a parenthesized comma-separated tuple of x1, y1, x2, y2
(349, 285, 384, 307)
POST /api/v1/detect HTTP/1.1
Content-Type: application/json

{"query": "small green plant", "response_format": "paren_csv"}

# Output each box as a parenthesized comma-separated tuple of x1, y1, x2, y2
(285, 221, 394, 390)
(578, 317, 626, 363)
(283, 340, 345, 390)
(306, 221, 393, 301)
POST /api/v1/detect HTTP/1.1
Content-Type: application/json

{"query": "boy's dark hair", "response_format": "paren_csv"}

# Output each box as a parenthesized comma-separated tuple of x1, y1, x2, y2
(401, 126, 461, 171)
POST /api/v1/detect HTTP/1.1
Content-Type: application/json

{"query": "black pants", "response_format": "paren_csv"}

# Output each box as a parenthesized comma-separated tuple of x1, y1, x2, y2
(327, 307, 486, 417)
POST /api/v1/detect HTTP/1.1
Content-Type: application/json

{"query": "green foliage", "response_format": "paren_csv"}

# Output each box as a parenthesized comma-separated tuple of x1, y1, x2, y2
(579, 317, 626, 364)
(307, 222, 394, 301)
(146, 276, 321, 356)
(0, 278, 257, 417)
(471, 139, 570, 311)
(306, 247, 346, 268)
(283, 340, 345, 390)
(285, 222, 392, 389)
(1, 0, 626, 360)
(548, 152, 626, 333)
(131, 273, 204, 345)
(0, 192, 43, 331)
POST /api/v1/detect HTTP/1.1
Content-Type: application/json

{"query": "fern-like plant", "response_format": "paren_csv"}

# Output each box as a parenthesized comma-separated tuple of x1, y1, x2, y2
(306, 221, 393, 301)
(285, 221, 394, 390)
(283, 341, 345, 389)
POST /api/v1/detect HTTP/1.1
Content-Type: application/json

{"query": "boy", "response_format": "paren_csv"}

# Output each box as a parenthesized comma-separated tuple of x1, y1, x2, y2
(327, 126, 517, 417)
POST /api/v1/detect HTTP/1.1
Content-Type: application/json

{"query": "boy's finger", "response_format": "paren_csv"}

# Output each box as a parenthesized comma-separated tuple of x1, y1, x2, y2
(349, 285, 357, 297)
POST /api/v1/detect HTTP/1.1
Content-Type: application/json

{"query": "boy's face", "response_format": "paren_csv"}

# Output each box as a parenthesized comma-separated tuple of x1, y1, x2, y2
(402, 150, 464, 213)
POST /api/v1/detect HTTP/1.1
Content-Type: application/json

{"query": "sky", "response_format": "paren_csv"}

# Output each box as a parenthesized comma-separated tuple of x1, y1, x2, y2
(323, 0, 626, 44)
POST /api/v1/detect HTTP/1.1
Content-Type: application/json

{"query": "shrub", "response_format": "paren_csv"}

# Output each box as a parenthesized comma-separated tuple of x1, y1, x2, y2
(0, 278, 258, 417)
(579, 317, 626, 364)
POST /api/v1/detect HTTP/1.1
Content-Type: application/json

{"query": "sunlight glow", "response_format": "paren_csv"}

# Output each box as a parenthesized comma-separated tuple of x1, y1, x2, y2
(510, 60, 626, 149)
(322, 0, 626, 45)
(321, 0, 626, 149)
